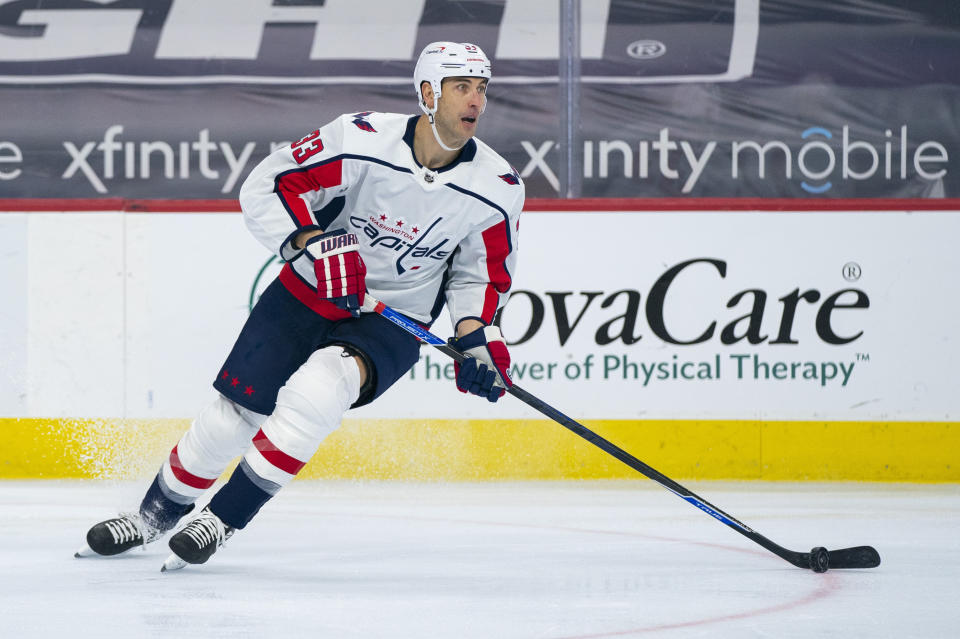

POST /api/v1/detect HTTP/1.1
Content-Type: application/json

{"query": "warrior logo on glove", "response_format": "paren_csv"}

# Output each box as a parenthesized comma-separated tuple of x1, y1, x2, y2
(305, 230, 367, 317)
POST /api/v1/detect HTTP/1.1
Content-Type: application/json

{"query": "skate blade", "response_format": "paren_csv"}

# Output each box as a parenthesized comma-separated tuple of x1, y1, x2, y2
(74, 544, 96, 558)
(161, 553, 188, 572)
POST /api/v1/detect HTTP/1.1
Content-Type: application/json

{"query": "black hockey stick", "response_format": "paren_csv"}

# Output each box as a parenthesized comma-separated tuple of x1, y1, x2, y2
(363, 296, 880, 573)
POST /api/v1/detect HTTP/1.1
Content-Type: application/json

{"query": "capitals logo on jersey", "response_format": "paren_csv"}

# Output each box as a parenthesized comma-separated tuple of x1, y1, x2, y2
(352, 112, 377, 133)
(349, 214, 451, 275)
(498, 167, 520, 185)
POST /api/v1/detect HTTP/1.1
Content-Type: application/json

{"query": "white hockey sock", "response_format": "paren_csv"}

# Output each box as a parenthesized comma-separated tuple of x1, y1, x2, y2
(160, 394, 267, 500)
(240, 346, 362, 493)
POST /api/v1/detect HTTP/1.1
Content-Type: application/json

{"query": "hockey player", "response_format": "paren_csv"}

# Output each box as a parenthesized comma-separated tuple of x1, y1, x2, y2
(76, 41, 524, 570)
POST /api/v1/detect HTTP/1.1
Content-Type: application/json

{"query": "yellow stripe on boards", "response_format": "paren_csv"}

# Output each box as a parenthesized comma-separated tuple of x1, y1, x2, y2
(1, 418, 957, 482)
(760, 421, 958, 481)
(0, 418, 186, 479)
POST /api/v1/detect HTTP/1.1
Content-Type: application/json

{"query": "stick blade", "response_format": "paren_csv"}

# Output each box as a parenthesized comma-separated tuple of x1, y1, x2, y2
(827, 546, 881, 569)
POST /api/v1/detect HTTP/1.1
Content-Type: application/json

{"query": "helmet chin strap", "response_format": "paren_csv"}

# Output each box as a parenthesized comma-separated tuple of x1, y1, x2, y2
(427, 112, 465, 152)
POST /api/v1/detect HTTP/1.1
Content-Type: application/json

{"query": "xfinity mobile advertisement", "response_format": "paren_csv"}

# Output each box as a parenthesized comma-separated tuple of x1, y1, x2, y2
(2, 0, 958, 198)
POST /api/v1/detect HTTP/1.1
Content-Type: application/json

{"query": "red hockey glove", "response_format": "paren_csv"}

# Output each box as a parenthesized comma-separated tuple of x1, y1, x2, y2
(449, 325, 513, 402)
(304, 230, 367, 317)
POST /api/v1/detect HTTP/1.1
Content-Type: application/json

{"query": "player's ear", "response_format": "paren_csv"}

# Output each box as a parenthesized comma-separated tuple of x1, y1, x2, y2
(420, 81, 435, 109)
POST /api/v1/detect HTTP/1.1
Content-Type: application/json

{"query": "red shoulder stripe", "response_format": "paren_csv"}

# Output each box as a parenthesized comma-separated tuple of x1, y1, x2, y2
(275, 160, 344, 227)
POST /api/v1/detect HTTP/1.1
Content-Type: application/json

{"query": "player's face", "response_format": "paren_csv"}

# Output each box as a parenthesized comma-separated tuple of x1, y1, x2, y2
(435, 77, 487, 144)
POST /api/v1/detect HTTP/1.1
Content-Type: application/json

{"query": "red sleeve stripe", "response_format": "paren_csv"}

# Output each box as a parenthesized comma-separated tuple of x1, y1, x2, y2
(480, 285, 500, 325)
(252, 429, 307, 475)
(168, 445, 217, 490)
(480, 219, 512, 323)
(274, 159, 344, 228)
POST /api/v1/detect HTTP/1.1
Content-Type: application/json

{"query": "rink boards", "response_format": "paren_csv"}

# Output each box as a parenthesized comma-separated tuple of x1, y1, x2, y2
(1, 199, 958, 481)
(2, 416, 956, 482)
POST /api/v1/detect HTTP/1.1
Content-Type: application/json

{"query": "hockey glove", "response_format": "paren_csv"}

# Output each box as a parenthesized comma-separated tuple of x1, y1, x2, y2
(304, 230, 367, 317)
(449, 325, 513, 402)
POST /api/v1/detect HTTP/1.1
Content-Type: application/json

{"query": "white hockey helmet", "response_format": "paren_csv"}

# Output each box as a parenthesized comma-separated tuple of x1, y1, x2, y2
(414, 41, 492, 117)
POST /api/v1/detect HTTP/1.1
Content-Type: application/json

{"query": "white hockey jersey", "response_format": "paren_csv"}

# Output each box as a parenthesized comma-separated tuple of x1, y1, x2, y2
(239, 111, 524, 328)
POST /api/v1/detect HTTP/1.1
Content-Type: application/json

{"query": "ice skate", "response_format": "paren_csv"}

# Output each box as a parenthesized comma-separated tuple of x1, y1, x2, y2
(76, 496, 196, 558)
(162, 506, 234, 572)
(75, 513, 161, 558)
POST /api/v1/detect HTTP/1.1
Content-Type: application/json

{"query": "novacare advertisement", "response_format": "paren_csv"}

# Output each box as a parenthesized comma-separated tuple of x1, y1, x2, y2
(2, 208, 958, 423)
(272, 210, 951, 421)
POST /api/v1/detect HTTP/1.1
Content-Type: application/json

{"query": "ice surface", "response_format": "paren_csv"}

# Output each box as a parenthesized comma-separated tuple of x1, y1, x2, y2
(1, 480, 957, 638)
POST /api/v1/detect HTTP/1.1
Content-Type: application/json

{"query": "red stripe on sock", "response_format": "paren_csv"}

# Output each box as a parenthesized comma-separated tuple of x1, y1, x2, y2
(252, 429, 307, 475)
(168, 445, 217, 489)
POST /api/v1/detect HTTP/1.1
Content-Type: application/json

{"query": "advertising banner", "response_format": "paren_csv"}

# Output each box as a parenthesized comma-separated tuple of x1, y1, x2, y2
(360, 209, 960, 421)
(3, 207, 958, 424)
(2, 0, 959, 199)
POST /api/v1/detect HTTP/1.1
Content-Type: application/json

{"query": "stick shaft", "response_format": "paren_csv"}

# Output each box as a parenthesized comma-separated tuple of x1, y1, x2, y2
(367, 297, 871, 570)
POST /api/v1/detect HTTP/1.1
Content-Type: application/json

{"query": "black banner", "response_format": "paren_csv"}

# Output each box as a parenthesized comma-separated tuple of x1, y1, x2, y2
(1, 0, 958, 198)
